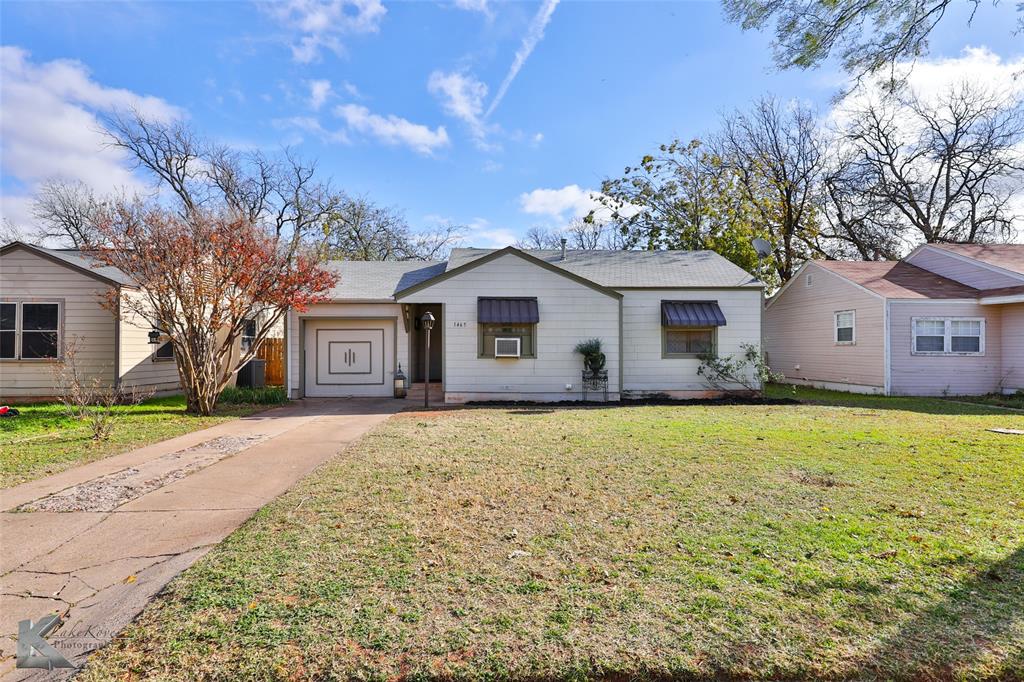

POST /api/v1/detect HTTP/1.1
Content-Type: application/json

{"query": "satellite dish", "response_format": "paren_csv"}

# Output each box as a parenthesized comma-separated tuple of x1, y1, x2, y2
(752, 237, 773, 259)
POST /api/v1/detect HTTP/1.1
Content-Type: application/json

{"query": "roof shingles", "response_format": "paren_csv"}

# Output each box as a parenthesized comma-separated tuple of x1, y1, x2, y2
(813, 261, 981, 299)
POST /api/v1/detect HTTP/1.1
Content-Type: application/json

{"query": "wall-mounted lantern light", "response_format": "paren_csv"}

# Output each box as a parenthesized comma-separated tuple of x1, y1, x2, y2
(148, 329, 161, 345)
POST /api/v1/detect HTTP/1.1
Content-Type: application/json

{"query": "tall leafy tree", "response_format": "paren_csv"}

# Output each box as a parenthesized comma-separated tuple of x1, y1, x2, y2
(723, 0, 1016, 84)
(594, 139, 768, 281)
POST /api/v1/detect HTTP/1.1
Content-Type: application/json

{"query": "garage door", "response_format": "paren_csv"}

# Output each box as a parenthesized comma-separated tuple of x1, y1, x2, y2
(304, 319, 395, 397)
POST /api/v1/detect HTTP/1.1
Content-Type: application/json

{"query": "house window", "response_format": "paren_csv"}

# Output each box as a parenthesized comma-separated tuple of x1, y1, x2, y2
(241, 318, 257, 352)
(912, 317, 985, 355)
(834, 310, 855, 344)
(154, 339, 175, 360)
(663, 328, 716, 357)
(0, 303, 15, 359)
(479, 324, 536, 358)
(0, 302, 61, 360)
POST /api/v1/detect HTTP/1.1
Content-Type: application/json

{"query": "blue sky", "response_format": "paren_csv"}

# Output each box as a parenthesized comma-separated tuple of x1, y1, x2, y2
(2, 0, 1022, 246)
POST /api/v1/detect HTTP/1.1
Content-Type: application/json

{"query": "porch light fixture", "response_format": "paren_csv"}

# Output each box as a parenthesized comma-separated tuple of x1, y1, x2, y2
(421, 311, 435, 408)
(148, 329, 161, 345)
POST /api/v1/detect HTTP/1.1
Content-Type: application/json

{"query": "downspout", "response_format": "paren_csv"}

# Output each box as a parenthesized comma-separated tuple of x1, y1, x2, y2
(618, 295, 624, 401)
(883, 300, 891, 396)
(283, 309, 290, 399)
(113, 287, 122, 388)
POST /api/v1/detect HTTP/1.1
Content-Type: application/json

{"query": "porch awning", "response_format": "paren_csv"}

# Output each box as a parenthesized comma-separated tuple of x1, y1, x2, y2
(661, 300, 727, 327)
(478, 297, 540, 324)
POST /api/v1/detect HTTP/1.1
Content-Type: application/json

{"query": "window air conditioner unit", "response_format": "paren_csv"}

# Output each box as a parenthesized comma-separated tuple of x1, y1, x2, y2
(494, 337, 521, 358)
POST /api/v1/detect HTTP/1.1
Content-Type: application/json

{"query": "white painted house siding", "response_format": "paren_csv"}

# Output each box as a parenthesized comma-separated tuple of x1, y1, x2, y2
(620, 288, 763, 395)
(287, 302, 407, 398)
(0, 247, 116, 398)
(999, 303, 1024, 394)
(117, 289, 181, 395)
(905, 248, 1024, 290)
(399, 253, 620, 402)
(888, 300, 1003, 396)
(764, 264, 886, 392)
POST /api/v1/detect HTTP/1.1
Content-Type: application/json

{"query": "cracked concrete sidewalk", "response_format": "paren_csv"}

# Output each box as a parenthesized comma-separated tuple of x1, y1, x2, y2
(0, 398, 405, 680)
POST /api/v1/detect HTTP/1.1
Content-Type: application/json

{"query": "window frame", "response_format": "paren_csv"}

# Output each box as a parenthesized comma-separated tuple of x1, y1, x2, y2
(0, 299, 63, 361)
(478, 322, 537, 359)
(834, 310, 856, 345)
(662, 327, 718, 359)
(911, 316, 986, 356)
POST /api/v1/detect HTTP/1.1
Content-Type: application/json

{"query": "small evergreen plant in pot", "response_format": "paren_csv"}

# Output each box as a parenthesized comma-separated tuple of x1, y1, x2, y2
(574, 338, 606, 373)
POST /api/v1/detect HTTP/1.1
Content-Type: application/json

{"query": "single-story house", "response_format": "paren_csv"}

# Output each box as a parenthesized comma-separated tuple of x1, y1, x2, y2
(287, 246, 764, 402)
(0, 241, 181, 399)
(764, 243, 1024, 396)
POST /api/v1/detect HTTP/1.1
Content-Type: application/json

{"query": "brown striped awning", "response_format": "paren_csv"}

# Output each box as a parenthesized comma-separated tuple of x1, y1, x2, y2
(661, 300, 726, 327)
(478, 297, 540, 324)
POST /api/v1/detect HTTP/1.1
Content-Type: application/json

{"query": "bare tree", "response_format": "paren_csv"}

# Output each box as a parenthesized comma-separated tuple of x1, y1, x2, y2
(838, 82, 1024, 247)
(102, 109, 340, 248)
(324, 195, 464, 261)
(31, 180, 104, 247)
(716, 97, 825, 283)
(515, 225, 563, 250)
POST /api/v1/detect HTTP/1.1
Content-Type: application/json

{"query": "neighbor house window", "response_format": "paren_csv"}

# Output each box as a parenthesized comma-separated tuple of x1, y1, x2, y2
(834, 310, 855, 344)
(154, 318, 175, 361)
(912, 317, 985, 355)
(241, 318, 257, 352)
(479, 324, 536, 358)
(664, 328, 716, 357)
(0, 302, 61, 360)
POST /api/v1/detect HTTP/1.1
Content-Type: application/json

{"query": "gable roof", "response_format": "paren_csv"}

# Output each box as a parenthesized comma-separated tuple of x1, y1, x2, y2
(812, 261, 980, 299)
(0, 241, 135, 287)
(322, 260, 446, 300)
(395, 246, 623, 299)
(446, 248, 762, 288)
(929, 243, 1024, 276)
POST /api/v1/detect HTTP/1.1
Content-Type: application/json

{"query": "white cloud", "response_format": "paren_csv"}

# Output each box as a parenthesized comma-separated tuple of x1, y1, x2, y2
(263, 0, 387, 63)
(520, 184, 641, 225)
(0, 46, 183, 231)
(340, 80, 363, 99)
(272, 116, 349, 144)
(465, 217, 517, 247)
(486, 0, 559, 117)
(832, 47, 1024, 128)
(307, 78, 332, 110)
(452, 0, 491, 15)
(519, 184, 604, 220)
(334, 104, 449, 155)
(482, 159, 503, 173)
(427, 69, 497, 149)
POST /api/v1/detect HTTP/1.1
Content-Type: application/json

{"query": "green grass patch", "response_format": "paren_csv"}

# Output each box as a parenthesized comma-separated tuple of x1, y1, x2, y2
(0, 395, 267, 488)
(82, 387, 1024, 680)
(218, 385, 289, 405)
(946, 391, 1024, 411)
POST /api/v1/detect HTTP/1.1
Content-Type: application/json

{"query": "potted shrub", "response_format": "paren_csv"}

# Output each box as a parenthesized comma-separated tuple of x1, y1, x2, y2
(574, 338, 606, 373)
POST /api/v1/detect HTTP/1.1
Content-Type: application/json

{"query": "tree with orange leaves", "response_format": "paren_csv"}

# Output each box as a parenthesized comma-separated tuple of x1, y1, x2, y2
(88, 202, 336, 415)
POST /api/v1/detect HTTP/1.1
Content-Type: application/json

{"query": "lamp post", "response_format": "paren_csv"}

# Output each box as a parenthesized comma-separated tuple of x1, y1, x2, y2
(421, 311, 435, 408)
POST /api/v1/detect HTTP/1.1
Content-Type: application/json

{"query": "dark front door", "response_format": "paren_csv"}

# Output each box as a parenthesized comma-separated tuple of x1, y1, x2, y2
(413, 304, 443, 383)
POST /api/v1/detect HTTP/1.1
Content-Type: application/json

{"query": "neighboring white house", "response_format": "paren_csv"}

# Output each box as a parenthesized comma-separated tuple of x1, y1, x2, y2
(287, 246, 764, 403)
(764, 243, 1024, 396)
(0, 241, 181, 399)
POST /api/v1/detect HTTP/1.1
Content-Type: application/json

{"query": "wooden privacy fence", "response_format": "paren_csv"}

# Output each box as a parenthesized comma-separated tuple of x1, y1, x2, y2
(257, 337, 285, 386)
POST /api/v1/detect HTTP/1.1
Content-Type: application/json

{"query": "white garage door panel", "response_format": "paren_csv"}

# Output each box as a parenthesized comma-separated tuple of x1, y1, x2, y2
(304, 320, 394, 397)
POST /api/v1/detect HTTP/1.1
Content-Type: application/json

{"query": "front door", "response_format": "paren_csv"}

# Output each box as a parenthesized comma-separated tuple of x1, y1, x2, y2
(412, 304, 443, 383)
(304, 319, 394, 397)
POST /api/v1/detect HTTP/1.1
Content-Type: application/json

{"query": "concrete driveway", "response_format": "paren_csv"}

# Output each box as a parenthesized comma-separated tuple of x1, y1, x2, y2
(0, 398, 405, 680)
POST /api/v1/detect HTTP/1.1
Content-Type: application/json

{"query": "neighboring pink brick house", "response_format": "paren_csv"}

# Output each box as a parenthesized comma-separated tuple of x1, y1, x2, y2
(764, 244, 1024, 396)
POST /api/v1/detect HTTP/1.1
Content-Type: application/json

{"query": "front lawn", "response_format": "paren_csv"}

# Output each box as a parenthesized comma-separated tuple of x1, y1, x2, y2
(83, 387, 1024, 680)
(0, 396, 267, 489)
(948, 392, 1024, 411)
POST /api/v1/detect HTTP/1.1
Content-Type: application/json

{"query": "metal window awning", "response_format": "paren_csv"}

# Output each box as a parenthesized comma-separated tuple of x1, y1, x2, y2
(661, 300, 727, 327)
(478, 297, 539, 324)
